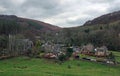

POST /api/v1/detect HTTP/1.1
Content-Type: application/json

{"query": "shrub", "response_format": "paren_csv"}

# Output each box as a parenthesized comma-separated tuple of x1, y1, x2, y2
(58, 54, 66, 62)
(107, 52, 116, 63)
(66, 47, 73, 58)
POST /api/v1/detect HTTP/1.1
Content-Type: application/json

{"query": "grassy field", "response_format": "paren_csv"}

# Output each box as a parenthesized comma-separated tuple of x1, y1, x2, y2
(0, 56, 120, 76)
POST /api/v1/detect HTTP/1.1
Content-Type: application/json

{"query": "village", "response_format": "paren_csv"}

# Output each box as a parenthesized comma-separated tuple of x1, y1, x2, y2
(0, 35, 117, 65)
(41, 42, 116, 64)
(0, 1, 120, 75)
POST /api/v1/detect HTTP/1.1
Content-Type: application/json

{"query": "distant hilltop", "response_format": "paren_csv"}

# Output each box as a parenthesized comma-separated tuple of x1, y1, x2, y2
(84, 10, 120, 26)
(0, 14, 61, 32)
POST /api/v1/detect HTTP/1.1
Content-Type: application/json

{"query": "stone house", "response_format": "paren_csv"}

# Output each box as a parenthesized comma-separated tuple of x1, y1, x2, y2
(95, 46, 109, 57)
(81, 44, 94, 55)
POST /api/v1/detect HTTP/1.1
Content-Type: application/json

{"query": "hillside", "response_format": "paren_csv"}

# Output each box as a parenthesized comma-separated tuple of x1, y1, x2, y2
(84, 10, 120, 26)
(0, 15, 61, 41)
(0, 15, 61, 32)
(60, 11, 120, 51)
(0, 15, 61, 36)
(19, 18, 61, 32)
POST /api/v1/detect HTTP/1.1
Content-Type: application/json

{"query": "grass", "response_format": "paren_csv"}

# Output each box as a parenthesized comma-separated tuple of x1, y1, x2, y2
(0, 56, 120, 76)
(111, 51, 120, 62)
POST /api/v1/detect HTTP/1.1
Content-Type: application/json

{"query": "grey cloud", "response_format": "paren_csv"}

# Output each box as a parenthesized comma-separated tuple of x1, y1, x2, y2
(89, 0, 113, 3)
(67, 17, 91, 26)
(107, 1, 120, 12)
(0, 0, 120, 27)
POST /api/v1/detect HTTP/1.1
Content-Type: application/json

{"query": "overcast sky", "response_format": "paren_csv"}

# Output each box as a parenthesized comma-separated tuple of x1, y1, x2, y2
(0, 0, 120, 27)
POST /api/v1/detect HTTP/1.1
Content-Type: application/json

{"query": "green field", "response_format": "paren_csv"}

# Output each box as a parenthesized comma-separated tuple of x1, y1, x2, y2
(0, 56, 120, 76)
